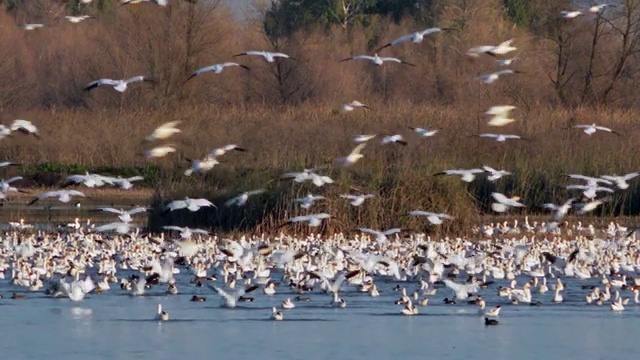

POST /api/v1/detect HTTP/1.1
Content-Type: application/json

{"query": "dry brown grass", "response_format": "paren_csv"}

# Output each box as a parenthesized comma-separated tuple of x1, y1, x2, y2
(1, 1, 640, 233)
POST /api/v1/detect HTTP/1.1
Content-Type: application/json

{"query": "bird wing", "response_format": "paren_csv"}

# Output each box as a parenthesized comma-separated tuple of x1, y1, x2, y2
(85, 79, 117, 91)
(349, 143, 366, 156)
(409, 210, 431, 216)
(67, 190, 86, 197)
(125, 75, 146, 84)
(167, 200, 187, 210)
(128, 207, 148, 215)
(383, 228, 403, 236)
(6, 176, 23, 184)
(98, 207, 124, 215)
(287, 215, 311, 223)
(192, 198, 213, 207)
(389, 33, 415, 46)
(163, 225, 186, 232)
(357, 228, 381, 236)
(211, 285, 235, 303)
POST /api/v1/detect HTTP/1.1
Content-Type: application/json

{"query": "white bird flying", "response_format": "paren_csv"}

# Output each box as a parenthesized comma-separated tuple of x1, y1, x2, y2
(184, 157, 219, 176)
(65, 15, 93, 23)
(577, 198, 609, 215)
(336, 143, 366, 167)
(10, 120, 39, 137)
(210, 285, 259, 308)
(185, 62, 250, 82)
(356, 227, 404, 243)
(486, 105, 516, 126)
(381, 134, 408, 146)
(340, 193, 374, 207)
(409, 127, 440, 137)
(0, 177, 27, 195)
(209, 144, 246, 158)
(23, 24, 45, 30)
(339, 101, 369, 114)
(561, 10, 584, 19)
(496, 56, 519, 66)
(97, 207, 147, 223)
(480, 70, 522, 84)
(491, 192, 525, 213)
(340, 54, 415, 67)
(163, 226, 209, 239)
(145, 145, 176, 159)
(64, 173, 114, 188)
(433, 168, 484, 182)
(573, 123, 620, 136)
(476, 133, 525, 142)
(467, 39, 517, 57)
(409, 211, 454, 225)
(28, 190, 86, 206)
(353, 134, 377, 143)
(590, 4, 613, 13)
(94, 221, 133, 234)
(112, 176, 144, 190)
(483, 165, 512, 181)
(542, 198, 576, 221)
(225, 189, 266, 207)
(85, 75, 151, 92)
(443, 279, 480, 300)
(601, 173, 640, 190)
(165, 197, 215, 212)
(295, 193, 325, 209)
(566, 184, 614, 199)
(376, 27, 449, 51)
(233, 51, 291, 63)
(145, 121, 181, 141)
(282, 213, 331, 227)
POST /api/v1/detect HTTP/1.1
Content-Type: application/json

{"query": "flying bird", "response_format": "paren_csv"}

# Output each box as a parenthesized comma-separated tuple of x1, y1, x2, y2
(165, 197, 216, 212)
(233, 51, 291, 63)
(376, 27, 449, 51)
(409, 127, 440, 138)
(145, 145, 176, 159)
(467, 39, 517, 57)
(85, 75, 152, 92)
(480, 70, 522, 84)
(491, 192, 525, 213)
(10, 120, 39, 137)
(28, 190, 86, 206)
(381, 135, 408, 146)
(560, 10, 584, 19)
(185, 62, 250, 82)
(353, 134, 376, 143)
(340, 193, 374, 207)
(482, 165, 512, 181)
(409, 211, 454, 225)
(486, 105, 516, 126)
(225, 189, 266, 207)
(601, 173, 640, 190)
(282, 213, 331, 227)
(145, 121, 181, 141)
(340, 54, 415, 67)
(433, 168, 484, 182)
(573, 123, 620, 136)
(475, 133, 525, 142)
(339, 101, 369, 114)
(336, 143, 366, 167)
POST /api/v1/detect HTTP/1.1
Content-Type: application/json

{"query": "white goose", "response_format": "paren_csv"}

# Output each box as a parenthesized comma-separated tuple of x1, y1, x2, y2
(408, 211, 454, 225)
(340, 54, 415, 67)
(165, 197, 215, 212)
(467, 39, 517, 57)
(145, 121, 181, 141)
(225, 189, 266, 207)
(433, 168, 484, 183)
(340, 193, 374, 207)
(574, 123, 620, 136)
(85, 75, 151, 92)
(480, 70, 522, 84)
(185, 62, 250, 82)
(336, 143, 366, 167)
(28, 189, 86, 206)
(486, 105, 516, 126)
(377, 27, 449, 51)
(339, 101, 369, 113)
(234, 51, 291, 63)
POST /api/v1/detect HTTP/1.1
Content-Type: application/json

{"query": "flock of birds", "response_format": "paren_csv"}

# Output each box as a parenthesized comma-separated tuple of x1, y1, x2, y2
(2, 2, 637, 326)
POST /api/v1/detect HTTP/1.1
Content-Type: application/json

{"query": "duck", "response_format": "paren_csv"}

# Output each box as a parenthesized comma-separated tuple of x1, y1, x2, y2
(271, 307, 284, 321)
(167, 283, 178, 295)
(484, 317, 499, 326)
(11, 293, 25, 299)
(282, 298, 295, 309)
(443, 297, 456, 305)
(294, 296, 311, 302)
(190, 295, 207, 302)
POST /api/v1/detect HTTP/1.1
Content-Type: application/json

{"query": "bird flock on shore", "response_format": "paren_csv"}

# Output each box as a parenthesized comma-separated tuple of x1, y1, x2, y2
(1, 2, 637, 325)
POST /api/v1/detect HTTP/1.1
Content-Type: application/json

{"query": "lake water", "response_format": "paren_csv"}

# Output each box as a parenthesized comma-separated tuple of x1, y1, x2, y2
(1, 272, 636, 360)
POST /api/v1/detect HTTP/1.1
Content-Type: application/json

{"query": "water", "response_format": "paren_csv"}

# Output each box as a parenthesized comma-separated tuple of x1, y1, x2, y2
(1, 273, 636, 360)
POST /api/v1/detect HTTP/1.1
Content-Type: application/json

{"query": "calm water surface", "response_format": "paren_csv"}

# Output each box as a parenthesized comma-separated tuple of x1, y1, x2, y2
(1, 274, 637, 360)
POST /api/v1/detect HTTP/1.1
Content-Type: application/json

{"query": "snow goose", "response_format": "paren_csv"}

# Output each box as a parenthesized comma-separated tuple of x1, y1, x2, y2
(94, 222, 133, 234)
(210, 284, 259, 308)
(381, 134, 408, 146)
(85, 75, 152, 92)
(10, 120, 39, 137)
(443, 279, 480, 300)
(356, 227, 404, 243)
(145, 121, 181, 141)
(486, 105, 516, 126)
(408, 211, 453, 225)
(574, 123, 620, 136)
(601, 172, 640, 190)
(145, 145, 176, 159)
(480, 70, 522, 84)
(336, 143, 366, 167)
(165, 197, 215, 212)
(542, 198, 576, 221)
(23, 24, 45, 30)
(475, 133, 525, 142)
(112, 176, 144, 190)
(225, 189, 266, 207)
(482, 166, 511, 181)
(234, 51, 291, 63)
(340, 54, 415, 67)
(295, 193, 325, 209)
(401, 300, 419, 315)
(467, 39, 517, 57)
(282, 298, 295, 309)
(353, 134, 377, 143)
(185, 62, 249, 82)
(65, 15, 93, 23)
(491, 192, 525, 213)
(566, 184, 613, 200)
(409, 127, 440, 137)
(97, 207, 147, 223)
(561, 10, 584, 19)
(576, 198, 609, 214)
(433, 168, 484, 182)
(155, 304, 169, 321)
(339, 101, 369, 113)
(28, 189, 86, 206)
(0, 177, 27, 195)
(377, 27, 449, 51)
(340, 193, 374, 206)
(282, 213, 331, 227)
(271, 307, 284, 320)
